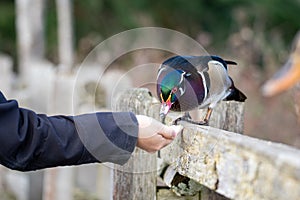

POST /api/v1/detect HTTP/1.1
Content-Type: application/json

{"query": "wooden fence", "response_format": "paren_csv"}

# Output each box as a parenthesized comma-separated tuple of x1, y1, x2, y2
(5, 0, 300, 198)
(113, 88, 300, 200)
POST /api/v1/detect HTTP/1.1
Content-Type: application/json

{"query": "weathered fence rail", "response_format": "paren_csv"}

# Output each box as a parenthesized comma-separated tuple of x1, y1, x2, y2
(113, 88, 300, 200)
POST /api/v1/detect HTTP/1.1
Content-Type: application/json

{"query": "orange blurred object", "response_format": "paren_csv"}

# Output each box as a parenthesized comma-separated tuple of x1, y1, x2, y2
(262, 32, 300, 97)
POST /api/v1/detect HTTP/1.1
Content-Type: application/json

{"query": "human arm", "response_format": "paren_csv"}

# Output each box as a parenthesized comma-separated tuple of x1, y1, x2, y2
(0, 92, 181, 171)
(0, 92, 139, 171)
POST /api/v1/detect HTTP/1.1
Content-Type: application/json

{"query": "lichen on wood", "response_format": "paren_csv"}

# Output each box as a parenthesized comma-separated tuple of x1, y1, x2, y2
(114, 88, 300, 200)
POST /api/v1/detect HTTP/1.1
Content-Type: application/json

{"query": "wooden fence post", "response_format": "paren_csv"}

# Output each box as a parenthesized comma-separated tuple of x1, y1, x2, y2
(112, 88, 245, 199)
(199, 101, 245, 199)
(210, 101, 245, 133)
(113, 88, 300, 200)
(157, 96, 300, 200)
(158, 101, 245, 200)
(113, 88, 158, 200)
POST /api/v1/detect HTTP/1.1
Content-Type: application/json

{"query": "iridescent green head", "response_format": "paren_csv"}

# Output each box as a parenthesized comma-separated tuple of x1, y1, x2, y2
(159, 70, 185, 116)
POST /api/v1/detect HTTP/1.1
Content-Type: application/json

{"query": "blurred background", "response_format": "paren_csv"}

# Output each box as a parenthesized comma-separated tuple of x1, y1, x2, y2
(0, 0, 300, 199)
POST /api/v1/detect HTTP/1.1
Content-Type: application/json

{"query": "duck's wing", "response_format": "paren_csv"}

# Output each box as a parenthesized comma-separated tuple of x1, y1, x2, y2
(182, 55, 237, 72)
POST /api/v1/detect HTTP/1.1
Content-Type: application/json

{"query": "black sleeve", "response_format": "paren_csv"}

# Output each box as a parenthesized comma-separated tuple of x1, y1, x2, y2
(0, 92, 138, 171)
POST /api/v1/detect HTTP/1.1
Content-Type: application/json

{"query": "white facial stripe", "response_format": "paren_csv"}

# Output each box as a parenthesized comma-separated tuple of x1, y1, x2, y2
(157, 64, 167, 79)
(179, 87, 184, 96)
(179, 71, 185, 84)
(177, 71, 187, 96)
(198, 71, 208, 100)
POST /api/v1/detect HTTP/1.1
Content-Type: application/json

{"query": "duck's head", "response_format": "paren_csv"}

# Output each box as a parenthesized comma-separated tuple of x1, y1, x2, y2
(262, 32, 300, 96)
(159, 70, 186, 120)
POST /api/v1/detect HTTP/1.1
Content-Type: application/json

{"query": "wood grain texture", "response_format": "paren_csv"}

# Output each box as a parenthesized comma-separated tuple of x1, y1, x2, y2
(114, 88, 300, 200)
(113, 88, 158, 200)
(161, 111, 300, 200)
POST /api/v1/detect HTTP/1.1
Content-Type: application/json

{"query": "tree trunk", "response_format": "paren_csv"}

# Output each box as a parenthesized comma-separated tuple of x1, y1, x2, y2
(56, 0, 74, 73)
(16, 0, 45, 81)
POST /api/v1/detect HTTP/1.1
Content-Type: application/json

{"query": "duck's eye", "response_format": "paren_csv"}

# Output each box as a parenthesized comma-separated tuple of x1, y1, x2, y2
(172, 87, 178, 93)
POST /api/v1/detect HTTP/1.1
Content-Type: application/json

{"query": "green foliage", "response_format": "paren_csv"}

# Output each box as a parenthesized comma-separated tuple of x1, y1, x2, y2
(73, 188, 99, 200)
(1, 0, 300, 65)
(243, 0, 300, 43)
(45, 0, 58, 62)
(70, 0, 300, 49)
(0, 1, 15, 56)
(0, 190, 17, 200)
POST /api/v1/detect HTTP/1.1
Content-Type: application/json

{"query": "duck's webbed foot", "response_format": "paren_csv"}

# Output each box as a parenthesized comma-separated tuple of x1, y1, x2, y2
(173, 108, 213, 126)
(173, 112, 209, 126)
(173, 112, 190, 125)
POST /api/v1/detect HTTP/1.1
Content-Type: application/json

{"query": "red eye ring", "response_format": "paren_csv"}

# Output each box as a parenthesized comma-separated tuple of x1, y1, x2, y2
(172, 87, 178, 93)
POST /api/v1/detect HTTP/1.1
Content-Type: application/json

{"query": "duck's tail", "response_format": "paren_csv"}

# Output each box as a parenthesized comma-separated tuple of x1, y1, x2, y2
(224, 77, 247, 102)
(224, 87, 247, 102)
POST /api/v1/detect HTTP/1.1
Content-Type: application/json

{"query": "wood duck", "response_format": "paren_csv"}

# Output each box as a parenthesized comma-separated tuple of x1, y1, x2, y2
(262, 32, 300, 97)
(157, 55, 247, 125)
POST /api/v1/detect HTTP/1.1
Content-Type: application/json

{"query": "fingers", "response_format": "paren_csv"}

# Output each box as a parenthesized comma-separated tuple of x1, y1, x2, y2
(135, 115, 184, 153)
(136, 133, 172, 153)
(158, 125, 183, 140)
(161, 138, 174, 148)
(136, 115, 183, 139)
